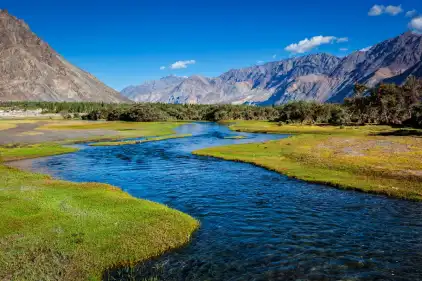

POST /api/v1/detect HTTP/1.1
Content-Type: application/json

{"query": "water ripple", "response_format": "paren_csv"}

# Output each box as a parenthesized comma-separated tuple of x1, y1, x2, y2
(29, 123, 422, 281)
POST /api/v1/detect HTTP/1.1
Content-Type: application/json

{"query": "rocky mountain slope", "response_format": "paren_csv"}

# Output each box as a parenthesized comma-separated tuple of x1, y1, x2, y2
(122, 32, 422, 105)
(121, 75, 186, 102)
(0, 10, 128, 102)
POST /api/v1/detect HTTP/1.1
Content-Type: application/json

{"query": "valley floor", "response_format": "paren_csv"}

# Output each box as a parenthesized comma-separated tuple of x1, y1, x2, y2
(0, 119, 187, 145)
(0, 120, 199, 280)
(195, 121, 422, 200)
(2, 119, 422, 280)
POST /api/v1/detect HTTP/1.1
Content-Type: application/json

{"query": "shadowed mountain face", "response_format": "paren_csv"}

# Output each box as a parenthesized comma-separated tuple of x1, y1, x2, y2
(122, 32, 422, 105)
(0, 10, 129, 103)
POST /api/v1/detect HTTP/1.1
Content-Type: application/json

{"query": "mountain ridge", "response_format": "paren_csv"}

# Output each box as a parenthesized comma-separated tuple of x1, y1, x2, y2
(122, 31, 422, 105)
(0, 9, 129, 103)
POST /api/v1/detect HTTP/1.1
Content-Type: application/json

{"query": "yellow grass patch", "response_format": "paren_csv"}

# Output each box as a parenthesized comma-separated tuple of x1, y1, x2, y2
(17, 131, 44, 136)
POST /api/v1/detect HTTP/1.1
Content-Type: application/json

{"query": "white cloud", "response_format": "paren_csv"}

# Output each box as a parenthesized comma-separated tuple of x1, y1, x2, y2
(256, 60, 264, 65)
(170, 60, 196, 69)
(272, 54, 277, 59)
(409, 16, 422, 33)
(339, 48, 349, 51)
(284, 35, 347, 54)
(406, 9, 418, 18)
(336, 37, 349, 43)
(368, 4, 403, 16)
(385, 5, 403, 15)
(160, 66, 166, 70)
(368, 5, 385, 16)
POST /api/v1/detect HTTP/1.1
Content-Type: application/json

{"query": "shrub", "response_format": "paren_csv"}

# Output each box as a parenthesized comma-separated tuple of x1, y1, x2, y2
(119, 105, 170, 122)
(60, 110, 72, 120)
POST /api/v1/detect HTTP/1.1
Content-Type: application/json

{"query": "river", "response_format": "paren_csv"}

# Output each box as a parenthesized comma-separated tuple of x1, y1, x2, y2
(23, 122, 422, 281)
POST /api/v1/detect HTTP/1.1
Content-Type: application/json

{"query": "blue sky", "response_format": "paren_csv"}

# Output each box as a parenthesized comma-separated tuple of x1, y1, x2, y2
(3, 0, 422, 90)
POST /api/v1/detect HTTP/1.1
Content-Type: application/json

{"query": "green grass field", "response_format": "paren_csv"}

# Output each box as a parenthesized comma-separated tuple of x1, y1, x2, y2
(0, 143, 78, 161)
(38, 120, 185, 135)
(196, 121, 422, 200)
(0, 122, 199, 281)
(90, 134, 192, 147)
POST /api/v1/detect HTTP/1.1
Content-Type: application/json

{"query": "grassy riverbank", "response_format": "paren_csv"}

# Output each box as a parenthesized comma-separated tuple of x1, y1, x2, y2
(224, 120, 398, 135)
(0, 143, 78, 161)
(38, 120, 188, 139)
(223, 135, 247, 139)
(90, 134, 192, 147)
(0, 121, 199, 280)
(196, 122, 422, 200)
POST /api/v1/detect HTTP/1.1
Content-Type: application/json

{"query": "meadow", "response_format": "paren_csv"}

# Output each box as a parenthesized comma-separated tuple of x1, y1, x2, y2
(1, 113, 422, 281)
(0, 121, 199, 280)
(195, 122, 422, 200)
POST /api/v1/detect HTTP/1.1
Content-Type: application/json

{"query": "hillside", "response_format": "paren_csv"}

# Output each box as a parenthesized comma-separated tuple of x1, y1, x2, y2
(122, 32, 422, 105)
(0, 10, 129, 103)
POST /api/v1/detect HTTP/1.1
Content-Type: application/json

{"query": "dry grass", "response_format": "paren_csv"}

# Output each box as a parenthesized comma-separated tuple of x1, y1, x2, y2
(226, 120, 396, 135)
(0, 123, 16, 130)
(17, 131, 44, 136)
(0, 120, 43, 131)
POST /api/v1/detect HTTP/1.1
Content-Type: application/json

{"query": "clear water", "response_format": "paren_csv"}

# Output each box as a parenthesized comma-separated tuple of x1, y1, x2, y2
(29, 123, 422, 281)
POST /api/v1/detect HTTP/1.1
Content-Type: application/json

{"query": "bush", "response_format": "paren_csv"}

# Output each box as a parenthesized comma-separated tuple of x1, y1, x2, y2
(345, 77, 422, 126)
(119, 105, 170, 122)
(276, 101, 347, 125)
(106, 109, 123, 121)
(404, 104, 422, 128)
(82, 109, 109, 120)
(43, 77, 422, 129)
(60, 110, 72, 120)
(329, 106, 350, 125)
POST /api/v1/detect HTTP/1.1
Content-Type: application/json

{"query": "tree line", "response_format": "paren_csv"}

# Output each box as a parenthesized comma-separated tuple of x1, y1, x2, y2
(345, 76, 422, 127)
(2, 77, 421, 127)
(0, 101, 131, 113)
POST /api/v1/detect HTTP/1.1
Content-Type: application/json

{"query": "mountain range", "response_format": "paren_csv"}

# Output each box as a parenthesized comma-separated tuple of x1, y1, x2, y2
(0, 9, 128, 103)
(122, 31, 422, 105)
(1, 9, 421, 105)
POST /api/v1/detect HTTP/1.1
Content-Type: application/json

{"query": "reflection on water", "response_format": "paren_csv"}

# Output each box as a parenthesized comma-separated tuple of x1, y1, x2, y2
(28, 123, 422, 281)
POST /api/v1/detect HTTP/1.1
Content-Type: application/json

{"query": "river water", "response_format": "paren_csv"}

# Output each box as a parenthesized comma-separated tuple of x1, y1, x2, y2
(26, 123, 422, 280)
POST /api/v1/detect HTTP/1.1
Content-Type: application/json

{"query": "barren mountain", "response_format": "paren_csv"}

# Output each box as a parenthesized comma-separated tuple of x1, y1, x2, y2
(328, 31, 422, 102)
(121, 75, 187, 102)
(0, 10, 128, 102)
(122, 32, 422, 105)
